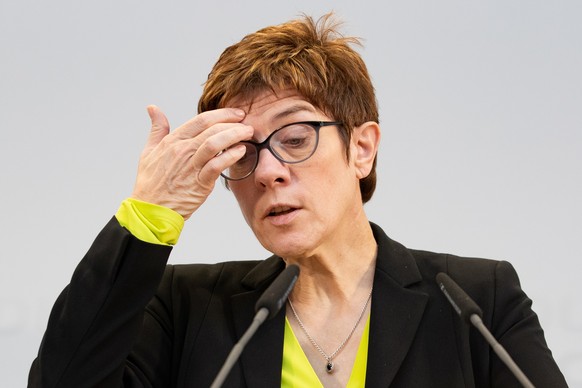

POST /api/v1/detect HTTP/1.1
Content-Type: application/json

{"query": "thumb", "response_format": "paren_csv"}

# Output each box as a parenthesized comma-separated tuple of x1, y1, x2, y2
(145, 105, 170, 149)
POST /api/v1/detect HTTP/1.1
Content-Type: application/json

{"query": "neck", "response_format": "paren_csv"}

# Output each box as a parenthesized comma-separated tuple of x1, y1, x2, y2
(284, 220, 377, 306)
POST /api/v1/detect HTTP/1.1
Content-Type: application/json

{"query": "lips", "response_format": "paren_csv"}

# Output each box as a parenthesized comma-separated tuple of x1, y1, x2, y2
(267, 205, 296, 217)
(263, 204, 300, 226)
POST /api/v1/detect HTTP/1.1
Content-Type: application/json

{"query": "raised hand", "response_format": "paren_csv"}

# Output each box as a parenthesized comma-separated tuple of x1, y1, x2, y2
(131, 105, 252, 220)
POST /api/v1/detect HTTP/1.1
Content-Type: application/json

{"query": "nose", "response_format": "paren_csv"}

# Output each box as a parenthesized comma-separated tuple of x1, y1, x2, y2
(253, 148, 289, 187)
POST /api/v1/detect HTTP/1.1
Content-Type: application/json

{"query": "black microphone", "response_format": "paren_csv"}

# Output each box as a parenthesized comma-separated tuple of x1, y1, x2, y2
(255, 264, 300, 320)
(210, 265, 300, 388)
(436, 272, 483, 323)
(436, 272, 535, 388)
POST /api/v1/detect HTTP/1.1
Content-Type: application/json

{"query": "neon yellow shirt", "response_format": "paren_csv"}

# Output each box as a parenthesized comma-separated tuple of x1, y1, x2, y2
(282, 316, 369, 387)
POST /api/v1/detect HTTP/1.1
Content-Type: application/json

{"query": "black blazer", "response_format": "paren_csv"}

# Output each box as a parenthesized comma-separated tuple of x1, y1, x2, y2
(29, 218, 567, 387)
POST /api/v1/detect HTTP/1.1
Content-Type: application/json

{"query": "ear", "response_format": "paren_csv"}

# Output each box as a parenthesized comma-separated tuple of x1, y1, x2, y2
(351, 121, 381, 179)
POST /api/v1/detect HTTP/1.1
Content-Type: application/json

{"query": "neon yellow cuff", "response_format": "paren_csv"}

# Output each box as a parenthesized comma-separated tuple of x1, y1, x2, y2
(115, 198, 184, 246)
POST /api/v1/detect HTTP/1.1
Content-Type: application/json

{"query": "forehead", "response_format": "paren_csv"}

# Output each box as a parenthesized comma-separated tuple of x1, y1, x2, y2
(225, 88, 323, 122)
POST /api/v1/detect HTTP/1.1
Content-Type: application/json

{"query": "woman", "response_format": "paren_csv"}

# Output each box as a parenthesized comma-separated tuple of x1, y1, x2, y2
(30, 14, 567, 387)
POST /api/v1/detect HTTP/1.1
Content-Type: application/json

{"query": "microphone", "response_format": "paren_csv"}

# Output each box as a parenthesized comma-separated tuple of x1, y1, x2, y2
(436, 272, 535, 388)
(210, 265, 300, 388)
(255, 264, 300, 320)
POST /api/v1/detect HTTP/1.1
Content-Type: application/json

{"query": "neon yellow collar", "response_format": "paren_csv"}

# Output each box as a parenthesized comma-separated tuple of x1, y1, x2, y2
(281, 315, 369, 387)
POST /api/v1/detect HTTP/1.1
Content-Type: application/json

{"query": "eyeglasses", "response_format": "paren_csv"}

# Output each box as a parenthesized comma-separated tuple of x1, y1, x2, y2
(220, 121, 343, 181)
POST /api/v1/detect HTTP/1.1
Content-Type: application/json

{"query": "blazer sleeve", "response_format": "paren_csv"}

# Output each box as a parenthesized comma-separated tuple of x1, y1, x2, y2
(485, 260, 568, 387)
(28, 217, 173, 388)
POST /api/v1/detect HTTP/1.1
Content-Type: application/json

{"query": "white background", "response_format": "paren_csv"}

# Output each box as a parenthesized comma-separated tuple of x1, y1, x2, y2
(1, 0, 580, 386)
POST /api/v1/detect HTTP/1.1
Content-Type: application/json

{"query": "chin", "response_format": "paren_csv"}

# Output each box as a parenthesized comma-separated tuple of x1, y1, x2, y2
(257, 230, 315, 259)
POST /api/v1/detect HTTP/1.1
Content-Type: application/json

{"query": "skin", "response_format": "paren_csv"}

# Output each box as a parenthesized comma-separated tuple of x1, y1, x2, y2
(132, 105, 253, 218)
(132, 88, 381, 387)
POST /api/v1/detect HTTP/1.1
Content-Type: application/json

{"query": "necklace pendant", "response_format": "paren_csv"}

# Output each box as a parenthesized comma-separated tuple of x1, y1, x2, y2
(326, 361, 334, 373)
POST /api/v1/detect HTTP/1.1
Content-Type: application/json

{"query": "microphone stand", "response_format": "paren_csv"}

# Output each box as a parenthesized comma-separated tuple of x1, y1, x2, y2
(210, 265, 299, 388)
(469, 314, 534, 388)
(209, 308, 269, 388)
(436, 272, 535, 388)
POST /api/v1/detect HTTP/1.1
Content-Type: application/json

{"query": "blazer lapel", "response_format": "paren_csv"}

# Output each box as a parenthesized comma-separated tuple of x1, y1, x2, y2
(231, 257, 286, 387)
(365, 223, 429, 387)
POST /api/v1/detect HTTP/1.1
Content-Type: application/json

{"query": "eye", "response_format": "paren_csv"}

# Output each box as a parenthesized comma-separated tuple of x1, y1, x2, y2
(282, 134, 308, 148)
(277, 125, 314, 149)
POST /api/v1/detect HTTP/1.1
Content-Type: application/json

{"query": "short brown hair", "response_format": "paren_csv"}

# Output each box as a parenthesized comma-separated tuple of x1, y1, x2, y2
(198, 13, 379, 203)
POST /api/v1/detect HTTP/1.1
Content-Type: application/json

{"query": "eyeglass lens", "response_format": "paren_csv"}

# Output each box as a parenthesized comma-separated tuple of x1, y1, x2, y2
(222, 122, 320, 180)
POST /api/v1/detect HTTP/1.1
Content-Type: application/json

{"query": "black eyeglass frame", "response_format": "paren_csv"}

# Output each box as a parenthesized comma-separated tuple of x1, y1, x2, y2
(221, 120, 343, 181)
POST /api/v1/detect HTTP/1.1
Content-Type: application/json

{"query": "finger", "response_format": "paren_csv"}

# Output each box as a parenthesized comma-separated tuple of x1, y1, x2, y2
(145, 105, 170, 151)
(173, 108, 246, 140)
(188, 124, 253, 170)
(197, 144, 247, 184)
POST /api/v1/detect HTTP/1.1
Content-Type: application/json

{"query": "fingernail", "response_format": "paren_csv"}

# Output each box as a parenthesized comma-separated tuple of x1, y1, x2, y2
(233, 109, 246, 117)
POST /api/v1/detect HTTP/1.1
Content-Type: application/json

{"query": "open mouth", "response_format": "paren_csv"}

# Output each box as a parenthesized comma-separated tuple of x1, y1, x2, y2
(268, 206, 296, 217)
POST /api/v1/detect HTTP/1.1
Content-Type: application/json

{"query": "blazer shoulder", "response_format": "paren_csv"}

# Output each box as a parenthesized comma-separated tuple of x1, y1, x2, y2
(410, 247, 517, 292)
(410, 248, 503, 278)
(406, 247, 526, 321)
(371, 221, 511, 292)
(371, 221, 516, 291)
(160, 260, 263, 293)
(158, 255, 285, 297)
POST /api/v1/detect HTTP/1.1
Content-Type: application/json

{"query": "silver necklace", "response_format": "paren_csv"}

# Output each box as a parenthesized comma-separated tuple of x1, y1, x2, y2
(287, 287, 373, 374)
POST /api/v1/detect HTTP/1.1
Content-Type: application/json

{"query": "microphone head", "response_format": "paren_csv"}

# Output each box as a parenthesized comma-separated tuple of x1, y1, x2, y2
(255, 265, 300, 320)
(436, 272, 483, 323)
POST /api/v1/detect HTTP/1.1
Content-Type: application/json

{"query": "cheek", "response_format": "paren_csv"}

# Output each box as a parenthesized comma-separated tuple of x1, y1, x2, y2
(230, 184, 255, 221)
(307, 149, 353, 182)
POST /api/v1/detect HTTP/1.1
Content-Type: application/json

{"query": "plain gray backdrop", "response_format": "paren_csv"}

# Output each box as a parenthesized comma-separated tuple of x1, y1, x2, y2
(1, 0, 580, 386)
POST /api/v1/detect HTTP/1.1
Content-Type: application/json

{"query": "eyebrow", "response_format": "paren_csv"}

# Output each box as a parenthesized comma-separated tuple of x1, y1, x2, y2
(249, 102, 319, 142)
(270, 103, 318, 122)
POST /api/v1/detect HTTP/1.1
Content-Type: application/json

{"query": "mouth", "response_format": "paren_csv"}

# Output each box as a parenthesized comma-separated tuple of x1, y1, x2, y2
(267, 205, 297, 217)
